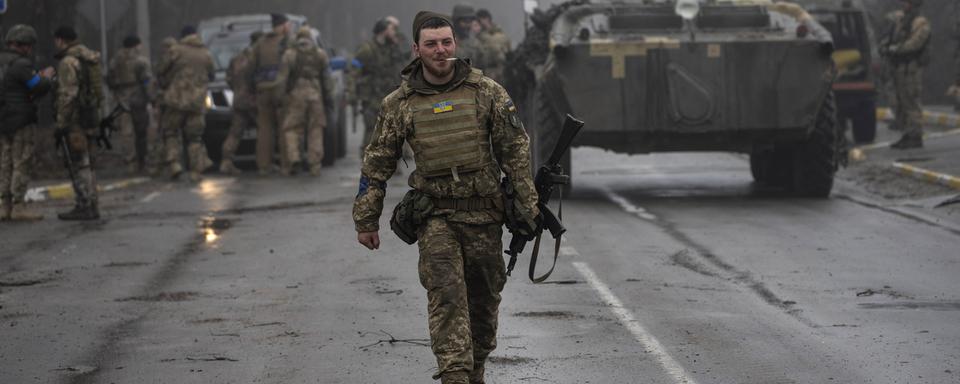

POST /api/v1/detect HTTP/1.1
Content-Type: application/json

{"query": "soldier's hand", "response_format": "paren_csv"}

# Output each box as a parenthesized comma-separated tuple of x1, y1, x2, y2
(40, 66, 56, 78)
(358, 231, 380, 250)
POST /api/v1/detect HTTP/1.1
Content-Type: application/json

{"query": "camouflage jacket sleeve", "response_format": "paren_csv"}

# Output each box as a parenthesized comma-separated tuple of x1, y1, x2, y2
(352, 92, 404, 232)
(486, 79, 540, 221)
(55, 56, 81, 129)
(154, 49, 177, 89)
(278, 48, 296, 90)
(353, 42, 376, 102)
(893, 17, 931, 55)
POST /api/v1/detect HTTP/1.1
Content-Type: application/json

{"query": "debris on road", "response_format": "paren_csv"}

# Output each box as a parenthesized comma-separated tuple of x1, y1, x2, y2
(358, 330, 430, 349)
(116, 291, 199, 302)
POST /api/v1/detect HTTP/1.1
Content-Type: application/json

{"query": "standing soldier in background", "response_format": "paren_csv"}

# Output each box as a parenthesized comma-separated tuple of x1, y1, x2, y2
(108, 35, 152, 174)
(251, 13, 292, 175)
(353, 18, 403, 152)
(385, 15, 412, 63)
(881, 0, 931, 149)
(146, 37, 180, 176)
(53, 26, 104, 220)
(219, 30, 263, 175)
(451, 5, 484, 67)
(278, 27, 333, 176)
(475, 9, 511, 84)
(354, 12, 539, 384)
(0, 25, 55, 221)
(154, 26, 215, 181)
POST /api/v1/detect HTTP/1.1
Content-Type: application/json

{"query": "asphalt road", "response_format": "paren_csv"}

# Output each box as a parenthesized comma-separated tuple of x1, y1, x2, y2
(2, 130, 959, 383)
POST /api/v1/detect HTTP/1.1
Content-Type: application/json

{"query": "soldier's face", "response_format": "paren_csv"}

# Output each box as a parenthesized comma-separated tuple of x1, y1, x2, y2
(415, 26, 456, 77)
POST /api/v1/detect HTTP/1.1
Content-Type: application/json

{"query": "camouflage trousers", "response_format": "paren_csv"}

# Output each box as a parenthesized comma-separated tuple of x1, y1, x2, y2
(892, 62, 924, 138)
(256, 86, 286, 172)
(115, 101, 150, 171)
(161, 108, 212, 174)
(0, 125, 36, 204)
(281, 82, 326, 173)
(64, 125, 99, 208)
(417, 217, 506, 380)
(221, 107, 257, 164)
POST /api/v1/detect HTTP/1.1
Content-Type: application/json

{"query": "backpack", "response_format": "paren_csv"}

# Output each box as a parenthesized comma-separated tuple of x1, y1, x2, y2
(77, 56, 104, 127)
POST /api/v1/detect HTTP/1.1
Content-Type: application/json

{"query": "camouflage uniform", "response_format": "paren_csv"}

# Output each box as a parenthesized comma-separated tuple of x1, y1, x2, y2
(476, 25, 511, 84)
(353, 59, 538, 383)
(221, 41, 257, 174)
(155, 33, 215, 179)
(1, 33, 53, 220)
(279, 31, 333, 175)
(250, 31, 291, 173)
(107, 46, 152, 172)
(55, 42, 104, 214)
(353, 38, 404, 151)
(146, 37, 179, 175)
(884, 5, 931, 146)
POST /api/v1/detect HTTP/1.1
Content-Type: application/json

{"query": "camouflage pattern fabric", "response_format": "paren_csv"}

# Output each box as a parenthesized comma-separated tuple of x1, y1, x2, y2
(352, 59, 539, 382)
(279, 37, 331, 174)
(476, 25, 511, 84)
(56, 43, 102, 208)
(417, 217, 505, 380)
(221, 46, 257, 168)
(251, 32, 291, 172)
(109, 46, 153, 171)
(352, 39, 404, 150)
(888, 11, 931, 139)
(221, 109, 256, 165)
(161, 108, 211, 174)
(0, 125, 36, 204)
(154, 34, 215, 175)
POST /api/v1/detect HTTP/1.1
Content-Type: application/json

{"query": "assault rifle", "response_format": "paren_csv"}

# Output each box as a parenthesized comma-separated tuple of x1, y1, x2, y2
(503, 114, 584, 283)
(96, 103, 130, 150)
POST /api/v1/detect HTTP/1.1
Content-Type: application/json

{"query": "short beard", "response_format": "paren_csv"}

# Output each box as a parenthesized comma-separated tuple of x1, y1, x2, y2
(423, 61, 454, 80)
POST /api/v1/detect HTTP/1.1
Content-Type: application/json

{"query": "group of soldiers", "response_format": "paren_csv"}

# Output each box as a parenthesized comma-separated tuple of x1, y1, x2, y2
(1, 25, 107, 221)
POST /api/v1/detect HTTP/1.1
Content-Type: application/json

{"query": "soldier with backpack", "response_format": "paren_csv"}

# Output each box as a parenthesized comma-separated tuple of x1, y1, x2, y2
(53, 26, 105, 220)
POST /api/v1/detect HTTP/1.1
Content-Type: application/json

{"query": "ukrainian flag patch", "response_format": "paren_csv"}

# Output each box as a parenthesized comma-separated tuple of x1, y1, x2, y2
(433, 101, 454, 114)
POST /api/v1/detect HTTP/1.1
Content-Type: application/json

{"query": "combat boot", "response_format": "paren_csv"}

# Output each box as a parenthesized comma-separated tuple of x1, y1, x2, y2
(469, 363, 486, 384)
(891, 135, 923, 150)
(309, 164, 322, 176)
(440, 371, 470, 384)
(57, 204, 100, 221)
(10, 203, 43, 221)
(219, 160, 241, 175)
(169, 162, 184, 181)
(188, 171, 203, 183)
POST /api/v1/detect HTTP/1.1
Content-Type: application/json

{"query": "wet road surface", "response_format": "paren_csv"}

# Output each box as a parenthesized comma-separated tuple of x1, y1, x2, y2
(2, 139, 959, 383)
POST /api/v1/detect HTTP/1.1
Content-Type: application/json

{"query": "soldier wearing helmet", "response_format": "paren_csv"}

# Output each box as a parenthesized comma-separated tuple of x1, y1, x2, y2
(881, 0, 931, 149)
(0, 25, 55, 221)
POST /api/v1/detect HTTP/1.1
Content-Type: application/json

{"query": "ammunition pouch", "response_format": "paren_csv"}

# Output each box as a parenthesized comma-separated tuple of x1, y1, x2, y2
(390, 189, 434, 245)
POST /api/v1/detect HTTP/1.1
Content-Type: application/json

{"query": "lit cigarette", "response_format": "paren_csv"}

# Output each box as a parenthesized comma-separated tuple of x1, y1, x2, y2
(445, 58, 458, 61)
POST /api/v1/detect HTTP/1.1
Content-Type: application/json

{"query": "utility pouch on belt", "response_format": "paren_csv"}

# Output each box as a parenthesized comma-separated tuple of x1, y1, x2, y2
(390, 189, 434, 245)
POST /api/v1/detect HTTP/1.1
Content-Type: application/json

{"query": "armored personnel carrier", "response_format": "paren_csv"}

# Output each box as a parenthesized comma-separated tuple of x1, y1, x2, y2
(509, 0, 841, 197)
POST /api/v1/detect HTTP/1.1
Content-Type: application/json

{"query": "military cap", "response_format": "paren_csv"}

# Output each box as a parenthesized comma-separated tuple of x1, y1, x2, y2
(296, 26, 313, 39)
(373, 18, 391, 35)
(271, 13, 289, 27)
(412, 11, 454, 42)
(476, 9, 492, 20)
(180, 25, 197, 38)
(452, 4, 476, 21)
(53, 26, 78, 41)
(122, 35, 141, 48)
(5, 25, 39, 45)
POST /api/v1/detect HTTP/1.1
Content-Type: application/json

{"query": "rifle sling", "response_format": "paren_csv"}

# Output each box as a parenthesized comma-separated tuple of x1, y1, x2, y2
(528, 185, 563, 283)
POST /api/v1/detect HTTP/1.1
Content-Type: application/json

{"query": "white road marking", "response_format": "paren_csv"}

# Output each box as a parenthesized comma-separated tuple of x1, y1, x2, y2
(140, 191, 161, 203)
(604, 189, 658, 221)
(573, 261, 699, 384)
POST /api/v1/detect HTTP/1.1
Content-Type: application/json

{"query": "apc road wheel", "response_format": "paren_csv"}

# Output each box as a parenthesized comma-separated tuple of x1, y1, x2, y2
(792, 92, 838, 198)
(532, 86, 572, 196)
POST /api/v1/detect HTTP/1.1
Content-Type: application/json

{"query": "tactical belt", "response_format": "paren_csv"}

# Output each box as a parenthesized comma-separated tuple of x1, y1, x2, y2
(432, 197, 498, 211)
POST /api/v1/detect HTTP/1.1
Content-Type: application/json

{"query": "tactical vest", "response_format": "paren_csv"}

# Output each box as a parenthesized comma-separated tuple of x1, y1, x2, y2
(406, 69, 493, 179)
(293, 45, 322, 80)
(254, 34, 286, 83)
(110, 50, 140, 87)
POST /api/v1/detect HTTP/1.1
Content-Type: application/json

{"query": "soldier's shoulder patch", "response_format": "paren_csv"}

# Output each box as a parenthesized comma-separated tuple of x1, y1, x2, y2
(504, 99, 522, 129)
